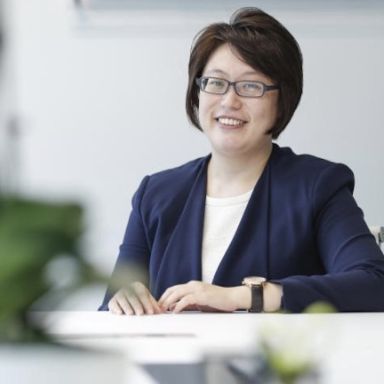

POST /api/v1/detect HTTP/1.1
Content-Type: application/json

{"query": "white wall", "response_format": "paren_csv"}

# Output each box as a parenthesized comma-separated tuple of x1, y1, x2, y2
(2, 0, 384, 307)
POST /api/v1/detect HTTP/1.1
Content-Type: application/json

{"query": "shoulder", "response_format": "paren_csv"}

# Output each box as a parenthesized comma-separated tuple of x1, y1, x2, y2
(133, 156, 208, 211)
(272, 144, 355, 192)
(146, 156, 208, 190)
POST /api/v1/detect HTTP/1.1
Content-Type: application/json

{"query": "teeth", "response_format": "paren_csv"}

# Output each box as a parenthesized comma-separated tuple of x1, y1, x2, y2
(218, 117, 244, 126)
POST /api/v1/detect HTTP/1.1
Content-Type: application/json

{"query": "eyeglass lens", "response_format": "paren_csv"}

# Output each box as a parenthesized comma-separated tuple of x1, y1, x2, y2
(201, 77, 265, 97)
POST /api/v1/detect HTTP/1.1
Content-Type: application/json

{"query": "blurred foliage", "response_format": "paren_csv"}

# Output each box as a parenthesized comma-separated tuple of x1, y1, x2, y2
(259, 341, 319, 384)
(253, 301, 336, 383)
(303, 301, 337, 314)
(0, 196, 102, 342)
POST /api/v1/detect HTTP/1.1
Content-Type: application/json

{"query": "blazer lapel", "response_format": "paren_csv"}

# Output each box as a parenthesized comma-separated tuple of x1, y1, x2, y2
(153, 157, 209, 296)
(212, 150, 274, 286)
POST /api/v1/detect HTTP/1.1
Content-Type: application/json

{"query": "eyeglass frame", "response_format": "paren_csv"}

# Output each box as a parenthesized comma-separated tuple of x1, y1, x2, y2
(195, 76, 280, 98)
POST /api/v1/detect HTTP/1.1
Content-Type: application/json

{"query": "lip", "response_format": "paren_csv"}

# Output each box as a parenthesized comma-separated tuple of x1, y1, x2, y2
(214, 115, 247, 122)
(214, 115, 248, 128)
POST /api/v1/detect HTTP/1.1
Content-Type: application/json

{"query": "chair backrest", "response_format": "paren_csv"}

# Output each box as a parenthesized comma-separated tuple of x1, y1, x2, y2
(370, 226, 384, 248)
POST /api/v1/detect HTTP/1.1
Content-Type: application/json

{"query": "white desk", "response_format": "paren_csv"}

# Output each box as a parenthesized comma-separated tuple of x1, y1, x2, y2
(33, 311, 384, 384)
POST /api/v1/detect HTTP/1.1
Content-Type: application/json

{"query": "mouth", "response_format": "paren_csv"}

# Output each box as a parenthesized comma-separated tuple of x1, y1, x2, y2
(215, 116, 247, 127)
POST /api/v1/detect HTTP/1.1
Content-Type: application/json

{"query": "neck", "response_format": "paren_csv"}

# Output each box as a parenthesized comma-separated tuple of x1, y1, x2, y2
(207, 143, 273, 197)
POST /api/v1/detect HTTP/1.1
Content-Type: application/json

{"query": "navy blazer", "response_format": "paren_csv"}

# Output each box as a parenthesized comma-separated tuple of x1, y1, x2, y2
(100, 144, 384, 312)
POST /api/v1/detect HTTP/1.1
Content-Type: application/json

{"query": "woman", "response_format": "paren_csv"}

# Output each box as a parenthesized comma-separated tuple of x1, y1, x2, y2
(100, 7, 384, 314)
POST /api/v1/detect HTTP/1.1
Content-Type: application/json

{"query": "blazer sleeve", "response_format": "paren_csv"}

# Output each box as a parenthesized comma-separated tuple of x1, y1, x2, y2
(277, 163, 384, 312)
(98, 176, 151, 311)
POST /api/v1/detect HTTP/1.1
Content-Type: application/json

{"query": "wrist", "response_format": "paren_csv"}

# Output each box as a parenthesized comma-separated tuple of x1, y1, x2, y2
(230, 282, 282, 312)
(230, 286, 252, 311)
(263, 282, 283, 312)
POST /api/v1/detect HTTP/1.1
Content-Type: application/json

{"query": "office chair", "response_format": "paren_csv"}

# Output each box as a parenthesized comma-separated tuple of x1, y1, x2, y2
(370, 226, 384, 248)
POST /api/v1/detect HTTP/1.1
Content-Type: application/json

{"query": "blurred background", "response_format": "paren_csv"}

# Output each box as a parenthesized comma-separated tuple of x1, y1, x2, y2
(0, 0, 383, 309)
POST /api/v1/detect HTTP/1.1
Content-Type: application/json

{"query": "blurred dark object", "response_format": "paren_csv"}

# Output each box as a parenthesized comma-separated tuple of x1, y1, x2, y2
(205, 353, 320, 384)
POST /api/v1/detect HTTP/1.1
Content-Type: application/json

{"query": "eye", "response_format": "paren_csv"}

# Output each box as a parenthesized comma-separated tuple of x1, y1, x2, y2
(241, 82, 263, 92)
(207, 78, 226, 89)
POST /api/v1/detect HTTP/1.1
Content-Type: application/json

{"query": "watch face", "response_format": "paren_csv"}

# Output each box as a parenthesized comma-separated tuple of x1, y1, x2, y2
(242, 276, 266, 286)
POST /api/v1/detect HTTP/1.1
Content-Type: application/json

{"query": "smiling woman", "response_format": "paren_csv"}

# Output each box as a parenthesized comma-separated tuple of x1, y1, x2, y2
(100, 7, 384, 315)
(196, 44, 279, 164)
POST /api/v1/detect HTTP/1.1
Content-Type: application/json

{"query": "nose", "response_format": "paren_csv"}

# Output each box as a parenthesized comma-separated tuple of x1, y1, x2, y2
(220, 84, 242, 109)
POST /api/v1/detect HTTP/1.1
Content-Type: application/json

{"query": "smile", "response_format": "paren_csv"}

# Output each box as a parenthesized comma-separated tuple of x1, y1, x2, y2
(216, 117, 246, 127)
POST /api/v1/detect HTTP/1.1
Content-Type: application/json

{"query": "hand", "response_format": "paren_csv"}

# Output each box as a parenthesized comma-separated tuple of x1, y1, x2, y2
(158, 280, 246, 313)
(108, 282, 163, 315)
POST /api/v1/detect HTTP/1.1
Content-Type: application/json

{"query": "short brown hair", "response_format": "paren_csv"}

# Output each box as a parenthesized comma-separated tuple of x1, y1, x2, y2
(186, 7, 303, 139)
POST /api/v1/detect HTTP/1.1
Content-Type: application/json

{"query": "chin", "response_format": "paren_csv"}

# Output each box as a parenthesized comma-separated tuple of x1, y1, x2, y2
(214, 144, 249, 156)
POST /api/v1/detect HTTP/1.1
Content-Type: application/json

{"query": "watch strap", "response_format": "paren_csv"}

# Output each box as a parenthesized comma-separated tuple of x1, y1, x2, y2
(249, 284, 264, 313)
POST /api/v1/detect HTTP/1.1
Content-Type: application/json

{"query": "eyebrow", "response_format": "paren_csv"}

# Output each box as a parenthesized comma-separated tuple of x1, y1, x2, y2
(204, 69, 260, 77)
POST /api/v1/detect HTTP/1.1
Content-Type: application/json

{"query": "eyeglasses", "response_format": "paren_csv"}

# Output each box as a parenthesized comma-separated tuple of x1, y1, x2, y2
(196, 76, 280, 98)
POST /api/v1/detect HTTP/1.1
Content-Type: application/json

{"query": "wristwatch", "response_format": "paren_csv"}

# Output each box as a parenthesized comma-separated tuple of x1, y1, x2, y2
(242, 276, 266, 313)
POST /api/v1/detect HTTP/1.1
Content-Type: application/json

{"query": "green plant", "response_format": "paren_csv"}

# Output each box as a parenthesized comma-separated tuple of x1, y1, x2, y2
(0, 196, 99, 342)
(252, 302, 336, 383)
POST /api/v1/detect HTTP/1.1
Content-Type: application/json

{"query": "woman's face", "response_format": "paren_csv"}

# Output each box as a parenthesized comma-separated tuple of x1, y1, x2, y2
(198, 44, 279, 158)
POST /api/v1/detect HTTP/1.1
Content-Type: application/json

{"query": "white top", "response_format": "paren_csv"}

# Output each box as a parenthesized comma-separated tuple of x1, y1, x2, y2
(201, 190, 253, 283)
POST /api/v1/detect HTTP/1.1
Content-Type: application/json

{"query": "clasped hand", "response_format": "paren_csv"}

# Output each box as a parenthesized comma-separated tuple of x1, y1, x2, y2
(108, 280, 242, 315)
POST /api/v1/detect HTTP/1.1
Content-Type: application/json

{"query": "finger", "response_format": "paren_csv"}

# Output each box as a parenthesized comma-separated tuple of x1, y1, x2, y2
(173, 294, 197, 314)
(131, 282, 153, 314)
(135, 291, 155, 315)
(161, 290, 185, 311)
(112, 290, 133, 315)
(149, 295, 163, 314)
(159, 281, 197, 304)
(158, 285, 180, 307)
(115, 292, 134, 315)
(125, 292, 145, 316)
(158, 290, 168, 307)
(132, 282, 162, 315)
(162, 284, 198, 311)
(160, 283, 194, 310)
(108, 297, 123, 315)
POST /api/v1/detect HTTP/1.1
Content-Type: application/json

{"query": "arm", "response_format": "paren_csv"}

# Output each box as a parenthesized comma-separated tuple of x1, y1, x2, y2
(160, 164, 384, 314)
(99, 176, 156, 312)
(276, 164, 384, 312)
(158, 280, 282, 313)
